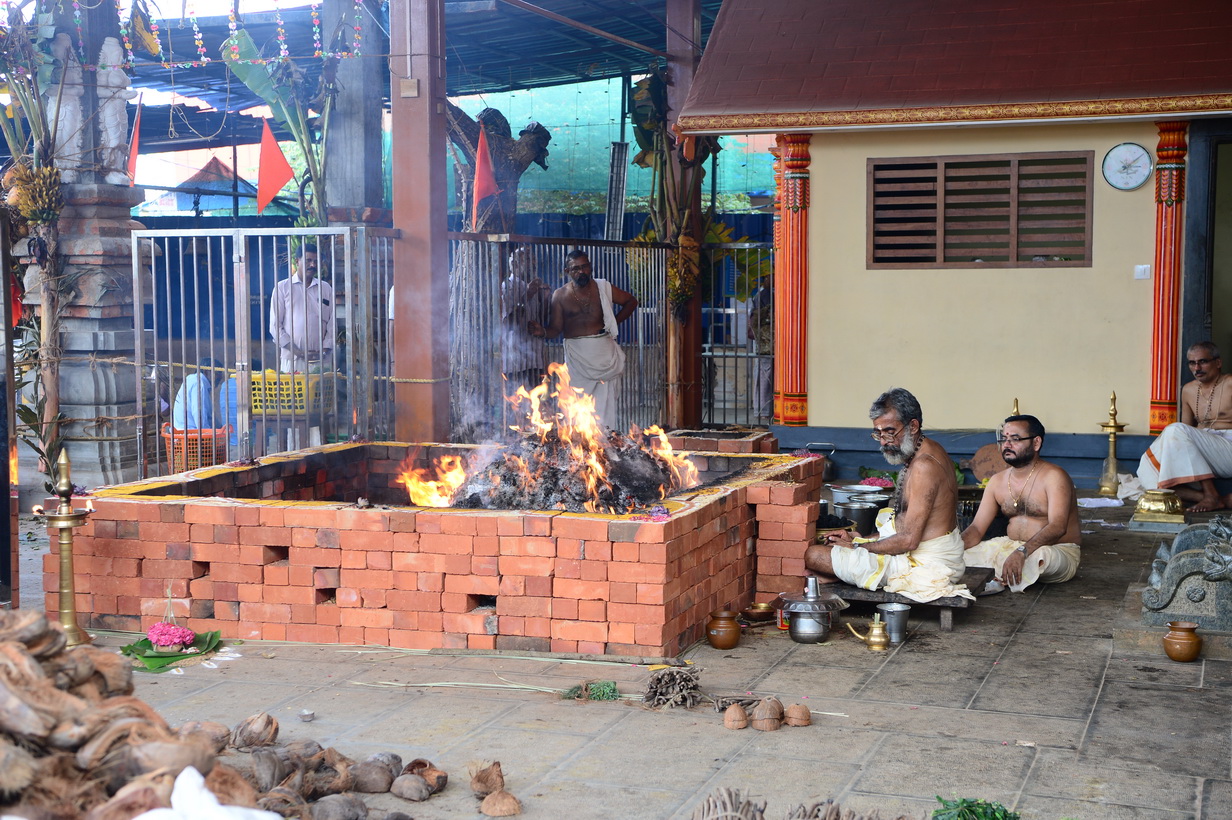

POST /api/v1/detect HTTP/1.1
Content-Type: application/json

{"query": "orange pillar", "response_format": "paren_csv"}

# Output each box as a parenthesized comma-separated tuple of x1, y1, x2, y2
(1149, 121, 1188, 434)
(774, 134, 810, 426)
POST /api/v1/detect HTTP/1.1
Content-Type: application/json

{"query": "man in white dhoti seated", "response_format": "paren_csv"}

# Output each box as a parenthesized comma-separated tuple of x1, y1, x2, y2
(529, 250, 638, 429)
(1137, 341, 1232, 512)
(805, 388, 974, 603)
(962, 415, 1082, 594)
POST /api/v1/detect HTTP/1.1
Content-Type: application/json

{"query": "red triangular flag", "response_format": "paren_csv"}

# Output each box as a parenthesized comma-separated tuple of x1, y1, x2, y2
(257, 119, 294, 214)
(127, 94, 143, 185)
(471, 125, 502, 230)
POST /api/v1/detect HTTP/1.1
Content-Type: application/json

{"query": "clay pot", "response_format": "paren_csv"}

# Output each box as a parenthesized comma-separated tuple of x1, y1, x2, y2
(1163, 621, 1202, 662)
(705, 611, 741, 650)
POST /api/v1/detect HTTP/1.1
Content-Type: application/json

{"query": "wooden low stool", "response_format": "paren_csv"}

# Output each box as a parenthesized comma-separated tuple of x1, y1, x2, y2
(817, 567, 995, 632)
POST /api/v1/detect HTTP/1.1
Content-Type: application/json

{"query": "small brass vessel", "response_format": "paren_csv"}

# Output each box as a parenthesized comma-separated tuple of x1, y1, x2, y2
(847, 614, 891, 651)
(1132, 488, 1186, 524)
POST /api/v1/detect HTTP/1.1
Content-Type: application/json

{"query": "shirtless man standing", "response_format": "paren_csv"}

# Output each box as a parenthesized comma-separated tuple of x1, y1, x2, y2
(529, 250, 638, 428)
(1138, 341, 1232, 511)
(805, 388, 972, 602)
(962, 415, 1082, 593)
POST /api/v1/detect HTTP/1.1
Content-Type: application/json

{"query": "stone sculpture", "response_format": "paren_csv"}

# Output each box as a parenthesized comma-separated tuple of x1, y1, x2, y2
(96, 37, 138, 185)
(1142, 514, 1232, 631)
(46, 33, 84, 183)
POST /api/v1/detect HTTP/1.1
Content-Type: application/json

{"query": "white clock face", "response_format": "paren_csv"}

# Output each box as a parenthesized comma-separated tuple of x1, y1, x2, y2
(1102, 143, 1153, 191)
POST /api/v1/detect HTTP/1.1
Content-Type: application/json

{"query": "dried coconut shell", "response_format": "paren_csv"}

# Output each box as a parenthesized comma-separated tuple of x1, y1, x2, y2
(24, 625, 69, 659)
(232, 712, 279, 748)
(80, 648, 135, 697)
(390, 773, 432, 802)
(83, 785, 168, 820)
(205, 763, 259, 807)
(469, 760, 504, 797)
(723, 703, 749, 729)
(256, 786, 309, 817)
(113, 768, 177, 807)
(750, 697, 784, 732)
(178, 720, 232, 755)
(0, 608, 50, 645)
(348, 761, 394, 793)
(367, 752, 403, 781)
(40, 646, 97, 689)
(480, 789, 522, 817)
(283, 738, 324, 761)
(783, 703, 812, 727)
(310, 793, 368, 820)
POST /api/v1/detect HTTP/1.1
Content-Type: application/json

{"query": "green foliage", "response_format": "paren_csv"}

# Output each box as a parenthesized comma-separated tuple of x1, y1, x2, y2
(120, 631, 223, 672)
(932, 796, 1021, 820)
(561, 680, 621, 701)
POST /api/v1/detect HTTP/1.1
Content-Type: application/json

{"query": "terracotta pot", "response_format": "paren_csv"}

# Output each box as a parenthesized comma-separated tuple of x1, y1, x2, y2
(1163, 621, 1202, 662)
(706, 610, 741, 650)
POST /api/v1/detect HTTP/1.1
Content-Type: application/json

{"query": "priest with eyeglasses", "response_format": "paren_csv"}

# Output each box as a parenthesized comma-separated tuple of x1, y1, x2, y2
(961, 415, 1082, 594)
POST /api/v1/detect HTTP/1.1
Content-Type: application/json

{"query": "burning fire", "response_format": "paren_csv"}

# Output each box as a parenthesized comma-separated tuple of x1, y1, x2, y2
(397, 363, 699, 513)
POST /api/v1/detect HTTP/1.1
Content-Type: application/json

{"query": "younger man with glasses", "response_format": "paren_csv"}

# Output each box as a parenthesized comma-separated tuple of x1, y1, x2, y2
(1137, 341, 1232, 511)
(962, 415, 1082, 593)
(805, 387, 973, 602)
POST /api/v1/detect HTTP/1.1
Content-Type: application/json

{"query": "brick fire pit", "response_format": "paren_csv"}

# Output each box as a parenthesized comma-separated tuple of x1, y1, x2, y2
(50, 443, 826, 658)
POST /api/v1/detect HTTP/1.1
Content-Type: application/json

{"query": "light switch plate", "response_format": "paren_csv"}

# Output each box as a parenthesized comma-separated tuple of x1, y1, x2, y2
(1134, 264, 1151, 280)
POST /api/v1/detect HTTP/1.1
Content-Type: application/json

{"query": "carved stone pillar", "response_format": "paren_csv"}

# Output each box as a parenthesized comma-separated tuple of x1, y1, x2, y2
(1149, 121, 1188, 434)
(774, 134, 810, 426)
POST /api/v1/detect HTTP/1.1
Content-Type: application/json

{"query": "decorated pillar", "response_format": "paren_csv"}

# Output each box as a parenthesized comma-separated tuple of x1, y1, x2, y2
(1149, 121, 1188, 434)
(774, 134, 810, 426)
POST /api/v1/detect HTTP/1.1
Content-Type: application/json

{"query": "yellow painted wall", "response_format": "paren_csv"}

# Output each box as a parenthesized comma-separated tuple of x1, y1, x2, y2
(808, 122, 1160, 435)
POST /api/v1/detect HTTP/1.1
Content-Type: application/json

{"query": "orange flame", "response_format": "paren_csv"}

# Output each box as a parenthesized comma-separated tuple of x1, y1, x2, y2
(399, 364, 699, 512)
(398, 453, 468, 507)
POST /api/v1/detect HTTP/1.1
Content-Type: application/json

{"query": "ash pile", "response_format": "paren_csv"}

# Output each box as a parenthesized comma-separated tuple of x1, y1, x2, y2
(453, 428, 691, 514)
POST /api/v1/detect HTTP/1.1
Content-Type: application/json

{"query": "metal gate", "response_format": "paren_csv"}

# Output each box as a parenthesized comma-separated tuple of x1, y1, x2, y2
(131, 227, 395, 477)
(701, 242, 775, 427)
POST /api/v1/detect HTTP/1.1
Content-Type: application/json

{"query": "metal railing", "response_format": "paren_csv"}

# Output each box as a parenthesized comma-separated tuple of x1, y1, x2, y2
(447, 233, 669, 439)
(700, 242, 775, 428)
(131, 226, 396, 477)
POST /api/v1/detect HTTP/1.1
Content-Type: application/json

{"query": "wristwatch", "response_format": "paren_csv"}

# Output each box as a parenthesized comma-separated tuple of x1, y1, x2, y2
(1016, 545, 1028, 557)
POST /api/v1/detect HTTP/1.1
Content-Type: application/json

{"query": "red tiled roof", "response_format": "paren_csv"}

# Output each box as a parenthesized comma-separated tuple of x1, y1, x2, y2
(679, 0, 1232, 133)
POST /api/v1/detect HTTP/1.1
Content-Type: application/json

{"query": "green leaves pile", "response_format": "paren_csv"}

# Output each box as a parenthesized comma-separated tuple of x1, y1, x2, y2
(932, 797, 1020, 820)
(121, 630, 222, 672)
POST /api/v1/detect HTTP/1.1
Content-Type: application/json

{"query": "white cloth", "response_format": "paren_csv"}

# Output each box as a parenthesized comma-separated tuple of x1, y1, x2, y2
(133, 766, 281, 820)
(269, 273, 334, 370)
(501, 276, 549, 375)
(1137, 423, 1232, 489)
(172, 373, 213, 429)
(830, 527, 974, 603)
(562, 279, 625, 428)
(964, 537, 1082, 592)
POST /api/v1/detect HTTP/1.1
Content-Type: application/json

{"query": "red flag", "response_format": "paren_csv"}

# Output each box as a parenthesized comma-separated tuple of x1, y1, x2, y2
(127, 95, 143, 185)
(471, 125, 501, 230)
(257, 119, 294, 214)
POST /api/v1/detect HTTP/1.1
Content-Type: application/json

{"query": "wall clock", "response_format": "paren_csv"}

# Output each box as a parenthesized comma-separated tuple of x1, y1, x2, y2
(1102, 143, 1153, 191)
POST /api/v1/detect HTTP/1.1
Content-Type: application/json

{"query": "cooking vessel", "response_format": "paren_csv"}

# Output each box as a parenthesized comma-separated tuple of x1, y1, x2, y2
(833, 501, 878, 537)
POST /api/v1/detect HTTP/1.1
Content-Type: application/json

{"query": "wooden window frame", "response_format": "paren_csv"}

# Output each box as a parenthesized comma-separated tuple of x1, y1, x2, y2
(866, 150, 1094, 269)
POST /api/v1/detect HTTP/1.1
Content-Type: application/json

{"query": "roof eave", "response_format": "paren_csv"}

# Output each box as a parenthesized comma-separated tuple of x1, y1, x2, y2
(677, 93, 1232, 136)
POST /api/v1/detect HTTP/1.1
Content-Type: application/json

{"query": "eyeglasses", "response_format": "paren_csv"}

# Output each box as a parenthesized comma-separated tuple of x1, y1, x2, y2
(870, 426, 903, 442)
(566, 263, 592, 274)
(1188, 357, 1218, 367)
(996, 432, 1035, 444)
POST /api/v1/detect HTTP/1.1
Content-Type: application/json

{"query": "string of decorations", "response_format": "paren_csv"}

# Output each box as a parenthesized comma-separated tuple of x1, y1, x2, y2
(114, 0, 134, 67)
(272, 0, 288, 60)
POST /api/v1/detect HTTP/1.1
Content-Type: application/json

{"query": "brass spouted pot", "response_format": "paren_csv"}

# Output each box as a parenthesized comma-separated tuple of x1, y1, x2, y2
(847, 614, 890, 651)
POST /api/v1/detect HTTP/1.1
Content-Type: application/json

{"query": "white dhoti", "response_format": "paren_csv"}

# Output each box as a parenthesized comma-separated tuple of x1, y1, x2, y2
(964, 537, 1081, 592)
(1137, 423, 1232, 489)
(563, 333, 625, 429)
(830, 528, 974, 603)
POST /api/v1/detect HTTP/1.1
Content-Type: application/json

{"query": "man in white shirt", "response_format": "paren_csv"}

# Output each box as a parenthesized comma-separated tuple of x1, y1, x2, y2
(269, 243, 334, 372)
(172, 358, 224, 429)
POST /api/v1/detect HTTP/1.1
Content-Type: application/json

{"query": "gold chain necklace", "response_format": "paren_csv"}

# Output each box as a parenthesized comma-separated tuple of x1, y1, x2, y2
(1198, 375, 1224, 428)
(569, 283, 593, 312)
(1007, 460, 1039, 511)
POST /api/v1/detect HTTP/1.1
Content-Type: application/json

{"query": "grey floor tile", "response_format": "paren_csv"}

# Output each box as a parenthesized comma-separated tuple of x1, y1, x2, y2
(1026, 748, 1199, 811)
(142, 679, 318, 728)
(854, 734, 1033, 805)
(1201, 779, 1232, 820)
(1016, 794, 1194, 820)
(340, 691, 519, 753)
(1082, 680, 1231, 779)
(854, 652, 994, 708)
(1104, 652, 1205, 686)
(678, 759, 862, 819)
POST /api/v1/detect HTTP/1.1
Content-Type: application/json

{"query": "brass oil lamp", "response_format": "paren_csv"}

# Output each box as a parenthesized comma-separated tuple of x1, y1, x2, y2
(1098, 392, 1127, 497)
(33, 450, 94, 646)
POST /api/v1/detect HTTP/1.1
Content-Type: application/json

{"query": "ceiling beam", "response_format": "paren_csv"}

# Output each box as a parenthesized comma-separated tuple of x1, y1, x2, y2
(495, 0, 669, 58)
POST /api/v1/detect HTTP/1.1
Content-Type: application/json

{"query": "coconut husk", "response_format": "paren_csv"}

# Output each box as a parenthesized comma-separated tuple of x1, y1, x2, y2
(126, 740, 215, 780)
(40, 647, 97, 690)
(310, 793, 368, 820)
(783, 704, 811, 727)
(402, 758, 447, 794)
(469, 760, 504, 798)
(80, 651, 135, 698)
(0, 608, 50, 645)
(205, 763, 260, 807)
(257, 786, 310, 818)
(232, 712, 279, 749)
(111, 768, 177, 807)
(389, 773, 431, 802)
(20, 750, 110, 819)
(283, 738, 324, 762)
(75, 717, 173, 771)
(723, 703, 748, 730)
(24, 627, 70, 659)
(348, 761, 394, 793)
(178, 720, 232, 755)
(0, 737, 37, 796)
(82, 785, 168, 820)
(366, 752, 403, 781)
(480, 789, 522, 817)
(252, 747, 293, 793)
(0, 640, 51, 684)
(749, 697, 783, 731)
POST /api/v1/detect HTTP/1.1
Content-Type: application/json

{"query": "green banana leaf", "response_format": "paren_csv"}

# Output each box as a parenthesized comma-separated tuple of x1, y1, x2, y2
(220, 30, 299, 137)
(121, 630, 222, 672)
